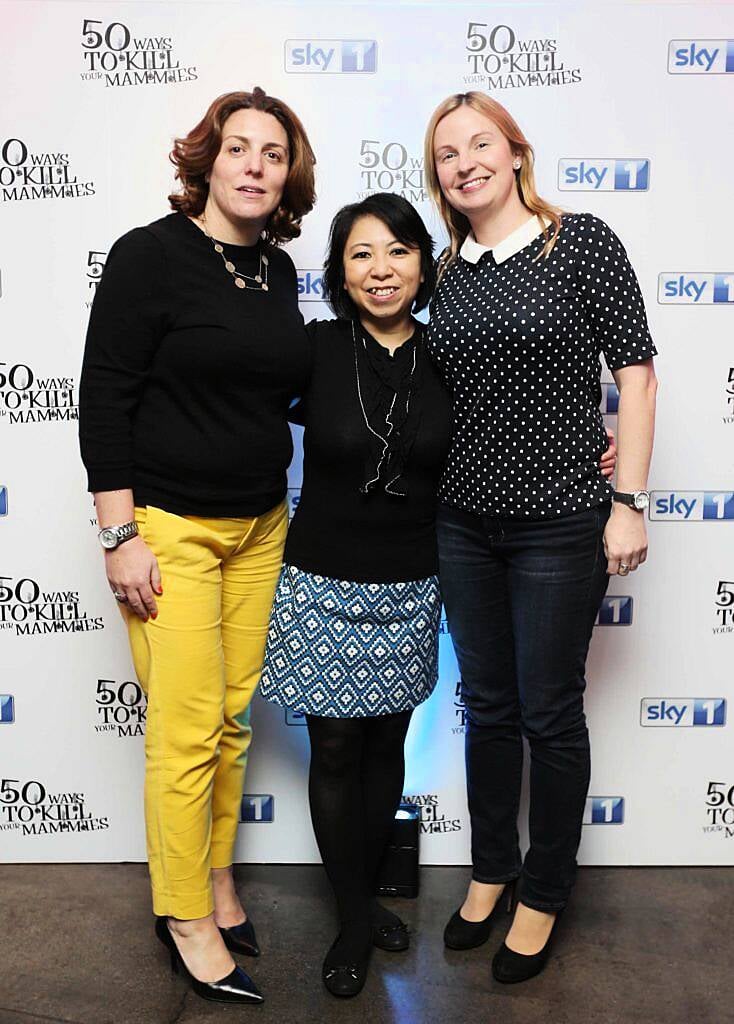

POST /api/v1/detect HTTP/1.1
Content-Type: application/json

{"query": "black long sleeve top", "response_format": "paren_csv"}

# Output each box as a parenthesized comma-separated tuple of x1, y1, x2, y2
(79, 212, 311, 516)
(284, 318, 453, 583)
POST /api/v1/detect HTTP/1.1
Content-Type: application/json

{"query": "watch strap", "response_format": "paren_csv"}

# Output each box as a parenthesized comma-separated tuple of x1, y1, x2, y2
(115, 521, 139, 544)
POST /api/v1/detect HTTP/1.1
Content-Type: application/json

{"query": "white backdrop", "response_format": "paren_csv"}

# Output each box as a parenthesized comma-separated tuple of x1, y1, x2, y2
(1, 0, 732, 867)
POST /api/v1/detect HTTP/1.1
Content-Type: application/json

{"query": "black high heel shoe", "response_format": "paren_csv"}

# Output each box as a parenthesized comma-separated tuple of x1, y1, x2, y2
(322, 931, 372, 998)
(218, 917, 260, 957)
(491, 907, 561, 984)
(444, 881, 515, 951)
(154, 916, 264, 1004)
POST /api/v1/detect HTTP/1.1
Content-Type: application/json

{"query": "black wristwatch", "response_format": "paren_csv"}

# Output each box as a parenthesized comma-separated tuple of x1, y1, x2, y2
(612, 490, 650, 512)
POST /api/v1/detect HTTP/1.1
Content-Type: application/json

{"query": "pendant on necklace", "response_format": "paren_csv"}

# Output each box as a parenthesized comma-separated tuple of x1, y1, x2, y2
(235, 278, 246, 289)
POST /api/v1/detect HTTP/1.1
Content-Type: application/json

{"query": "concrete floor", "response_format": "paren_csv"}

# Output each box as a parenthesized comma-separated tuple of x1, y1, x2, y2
(0, 864, 730, 1024)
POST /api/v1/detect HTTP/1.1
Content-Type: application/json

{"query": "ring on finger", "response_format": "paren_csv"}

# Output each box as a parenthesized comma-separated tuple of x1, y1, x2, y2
(618, 563, 630, 576)
(112, 590, 128, 602)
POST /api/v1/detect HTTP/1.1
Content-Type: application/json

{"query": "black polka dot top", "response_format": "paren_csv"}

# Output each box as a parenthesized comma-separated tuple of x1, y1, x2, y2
(425, 212, 657, 519)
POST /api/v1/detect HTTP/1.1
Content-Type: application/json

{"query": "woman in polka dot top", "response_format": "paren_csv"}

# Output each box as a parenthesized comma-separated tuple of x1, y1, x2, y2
(424, 92, 658, 983)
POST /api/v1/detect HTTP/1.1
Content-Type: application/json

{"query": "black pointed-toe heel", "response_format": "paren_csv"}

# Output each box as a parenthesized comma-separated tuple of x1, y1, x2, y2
(491, 909, 560, 984)
(219, 917, 260, 957)
(322, 934, 372, 998)
(444, 881, 514, 951)
(154, 916, 264, 1004)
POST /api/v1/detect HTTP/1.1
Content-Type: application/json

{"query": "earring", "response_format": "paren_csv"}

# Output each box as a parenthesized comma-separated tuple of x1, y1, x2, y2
(513, 159, 521, 170)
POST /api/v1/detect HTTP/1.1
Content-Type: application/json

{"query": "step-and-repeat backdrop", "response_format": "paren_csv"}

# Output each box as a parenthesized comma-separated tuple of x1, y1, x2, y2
(1, 1, 732, 867)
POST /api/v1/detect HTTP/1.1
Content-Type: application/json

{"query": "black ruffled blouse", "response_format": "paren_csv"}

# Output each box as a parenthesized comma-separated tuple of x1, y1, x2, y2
(285, 317, 453, 583)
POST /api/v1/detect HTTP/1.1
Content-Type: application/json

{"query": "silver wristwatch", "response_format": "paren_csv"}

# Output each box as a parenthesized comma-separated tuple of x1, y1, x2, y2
(98, 521, 139, 550)
(612, 490, 650, 512)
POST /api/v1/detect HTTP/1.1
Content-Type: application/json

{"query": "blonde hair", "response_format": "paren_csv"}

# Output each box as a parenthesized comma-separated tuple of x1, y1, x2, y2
(424, 92, 563, 268)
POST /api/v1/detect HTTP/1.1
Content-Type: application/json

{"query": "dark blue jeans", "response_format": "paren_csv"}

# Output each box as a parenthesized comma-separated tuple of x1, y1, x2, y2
(437, 502, 611, 911)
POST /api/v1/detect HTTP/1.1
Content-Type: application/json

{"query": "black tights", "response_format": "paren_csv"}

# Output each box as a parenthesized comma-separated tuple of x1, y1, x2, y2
(306, 711, 412, 955)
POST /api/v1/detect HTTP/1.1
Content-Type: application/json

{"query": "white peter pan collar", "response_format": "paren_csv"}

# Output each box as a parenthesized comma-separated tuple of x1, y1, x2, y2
(460, 215, 545, 265)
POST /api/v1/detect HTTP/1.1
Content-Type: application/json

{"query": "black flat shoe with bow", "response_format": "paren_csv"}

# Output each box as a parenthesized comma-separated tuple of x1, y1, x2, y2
(371, 901, 410, 952)
(218, 917, 260, 957)
(155, 916, 264, 1004)
(322, 932, 372, 998)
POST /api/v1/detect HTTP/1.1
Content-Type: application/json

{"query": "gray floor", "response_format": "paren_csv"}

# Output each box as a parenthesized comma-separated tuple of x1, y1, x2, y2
(0, 864, 730, 1024)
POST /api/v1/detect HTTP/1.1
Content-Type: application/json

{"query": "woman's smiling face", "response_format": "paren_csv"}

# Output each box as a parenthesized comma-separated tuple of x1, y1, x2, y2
(433, 104, 519, 221)
(343, 214, 423, 324)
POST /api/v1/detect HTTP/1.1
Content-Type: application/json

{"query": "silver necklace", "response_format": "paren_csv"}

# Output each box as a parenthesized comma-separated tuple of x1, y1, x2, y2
(199, 218, 269, 291)
(351, 320, 418, 495)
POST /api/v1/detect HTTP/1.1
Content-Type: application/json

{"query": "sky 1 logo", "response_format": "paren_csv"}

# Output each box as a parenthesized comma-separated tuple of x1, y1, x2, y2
(284, 40, 377, 73)
(286, 488, 301, 520)
(583, 797, 624, 824)
(668, 40, 734, 74)
(650, 492, 734, 522)
(0, 695, 14, 723)
(600, 383, 619, 415)
(240, 794, 275, 823)
(557, 159, 649, 192)
(595, 596, 632, 626)
(641, 698, 726, 727)
(658, 273, 734, 304)
(297, 270, 324, 301)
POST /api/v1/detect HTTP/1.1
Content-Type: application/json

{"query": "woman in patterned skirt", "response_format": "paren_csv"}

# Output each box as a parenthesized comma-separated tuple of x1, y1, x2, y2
(259, 192, 452, 996)
(259, 189, 616, 997)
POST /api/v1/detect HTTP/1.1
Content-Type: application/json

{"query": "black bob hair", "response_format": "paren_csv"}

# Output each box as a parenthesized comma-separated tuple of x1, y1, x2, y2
(322, 192, 436, 320)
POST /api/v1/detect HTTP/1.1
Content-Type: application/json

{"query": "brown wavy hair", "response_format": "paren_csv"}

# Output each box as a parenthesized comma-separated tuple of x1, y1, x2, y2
(168, 88, 316, 246)
(424, 92, 563, 268)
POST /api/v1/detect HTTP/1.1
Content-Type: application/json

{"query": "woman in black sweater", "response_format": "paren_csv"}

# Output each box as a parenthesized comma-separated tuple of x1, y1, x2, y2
(260, 193, 453, 997)
(79, 89, 315, 1005)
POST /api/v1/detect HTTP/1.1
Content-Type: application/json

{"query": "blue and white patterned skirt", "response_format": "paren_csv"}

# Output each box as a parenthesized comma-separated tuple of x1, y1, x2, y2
(259, 565, 441, 718)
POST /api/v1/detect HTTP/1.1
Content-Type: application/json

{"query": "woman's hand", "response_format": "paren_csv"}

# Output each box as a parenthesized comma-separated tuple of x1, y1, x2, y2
(105, 536, 162, 620)
(599, 427, 617, 479)
(603, 505, 648, 575)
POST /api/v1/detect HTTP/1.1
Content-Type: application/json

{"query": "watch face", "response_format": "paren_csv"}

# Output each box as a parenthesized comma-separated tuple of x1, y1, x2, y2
(634, 491, 650, 510)
(99, 528, 117, 549)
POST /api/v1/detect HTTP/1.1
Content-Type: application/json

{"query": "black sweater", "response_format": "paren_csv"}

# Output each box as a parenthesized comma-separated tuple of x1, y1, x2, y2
(285, 319, 453, 583)
(79, 212, 311, 516)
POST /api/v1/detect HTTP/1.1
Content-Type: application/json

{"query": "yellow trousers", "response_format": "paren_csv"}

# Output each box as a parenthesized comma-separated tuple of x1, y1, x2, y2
(125, 501, 287, 919)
